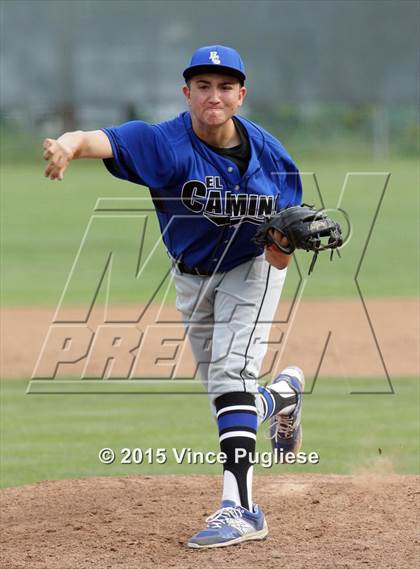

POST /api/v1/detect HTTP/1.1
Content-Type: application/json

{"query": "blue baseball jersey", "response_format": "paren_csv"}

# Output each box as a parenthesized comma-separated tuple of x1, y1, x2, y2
(102, 112, 302, 272)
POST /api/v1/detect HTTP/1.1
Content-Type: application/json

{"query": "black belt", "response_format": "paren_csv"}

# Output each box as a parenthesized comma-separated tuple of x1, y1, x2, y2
(175, 261, 215, 276)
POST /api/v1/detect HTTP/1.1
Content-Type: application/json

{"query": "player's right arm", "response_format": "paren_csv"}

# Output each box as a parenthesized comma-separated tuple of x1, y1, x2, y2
(43, 130, 113, 181)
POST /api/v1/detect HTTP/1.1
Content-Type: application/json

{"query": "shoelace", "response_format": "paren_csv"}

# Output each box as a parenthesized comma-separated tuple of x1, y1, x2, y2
(206, 507, 243, 528)
(275, 414, 296, 439)
(265, 412, 296, 441)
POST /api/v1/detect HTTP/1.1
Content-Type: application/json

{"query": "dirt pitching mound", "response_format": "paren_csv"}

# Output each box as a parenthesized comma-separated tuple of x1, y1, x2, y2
(2, 474, 419, 569)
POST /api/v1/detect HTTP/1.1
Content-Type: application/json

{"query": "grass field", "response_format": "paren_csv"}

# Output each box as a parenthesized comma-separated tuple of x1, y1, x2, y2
(1, 155, 418, 489)
(1, 158, 418, 305)
(1, 377, 418, 488)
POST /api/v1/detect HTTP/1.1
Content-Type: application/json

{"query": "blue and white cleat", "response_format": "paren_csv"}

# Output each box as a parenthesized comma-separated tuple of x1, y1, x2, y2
(187, 500, 268, 548)
(269, 366, 305, 456)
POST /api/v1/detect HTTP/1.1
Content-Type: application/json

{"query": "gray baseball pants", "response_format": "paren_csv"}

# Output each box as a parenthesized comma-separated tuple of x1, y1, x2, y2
(171, 254, 287, 405)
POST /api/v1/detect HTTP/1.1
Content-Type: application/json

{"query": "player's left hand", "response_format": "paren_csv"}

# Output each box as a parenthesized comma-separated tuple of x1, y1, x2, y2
(254, 205, 343, 274)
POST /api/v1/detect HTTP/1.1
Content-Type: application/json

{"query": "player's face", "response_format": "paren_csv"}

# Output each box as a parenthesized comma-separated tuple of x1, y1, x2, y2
(183, 74, 247, 127)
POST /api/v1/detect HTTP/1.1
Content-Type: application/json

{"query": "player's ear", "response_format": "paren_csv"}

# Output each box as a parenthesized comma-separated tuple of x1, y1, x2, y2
(237, 85, 247, 107)
(182, 84, 191, 103)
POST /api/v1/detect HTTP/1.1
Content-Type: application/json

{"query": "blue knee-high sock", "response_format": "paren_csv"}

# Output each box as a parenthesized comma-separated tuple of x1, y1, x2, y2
(215, 392, 258, 511)
(258, 381, 297, 422)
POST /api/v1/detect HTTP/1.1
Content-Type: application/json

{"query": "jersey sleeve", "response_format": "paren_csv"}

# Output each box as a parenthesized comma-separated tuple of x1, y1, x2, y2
(276, 157, 303, 209)
(101, 121, 177, 188)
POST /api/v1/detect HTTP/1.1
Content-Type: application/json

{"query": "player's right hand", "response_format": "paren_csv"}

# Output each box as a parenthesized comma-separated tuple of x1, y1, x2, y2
(43, 138, 73, 181)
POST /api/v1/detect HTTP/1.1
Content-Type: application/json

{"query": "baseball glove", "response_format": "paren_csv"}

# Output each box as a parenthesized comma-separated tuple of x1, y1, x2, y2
(254, 204, 343, 274)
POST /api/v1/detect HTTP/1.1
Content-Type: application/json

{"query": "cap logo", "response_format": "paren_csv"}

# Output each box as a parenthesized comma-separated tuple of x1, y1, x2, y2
(209, 51, 221, 64)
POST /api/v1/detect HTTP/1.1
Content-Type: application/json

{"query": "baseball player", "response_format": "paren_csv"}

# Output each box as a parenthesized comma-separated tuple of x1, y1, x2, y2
(43, 45, 306, 549)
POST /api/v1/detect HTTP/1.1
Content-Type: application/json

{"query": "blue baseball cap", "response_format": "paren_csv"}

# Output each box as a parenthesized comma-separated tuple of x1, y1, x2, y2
(183, 45, 246, 84)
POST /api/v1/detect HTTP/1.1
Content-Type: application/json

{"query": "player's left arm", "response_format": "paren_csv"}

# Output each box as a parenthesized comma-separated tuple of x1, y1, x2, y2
(264, 229, 292, 270)
(264, 158, 300, 270)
